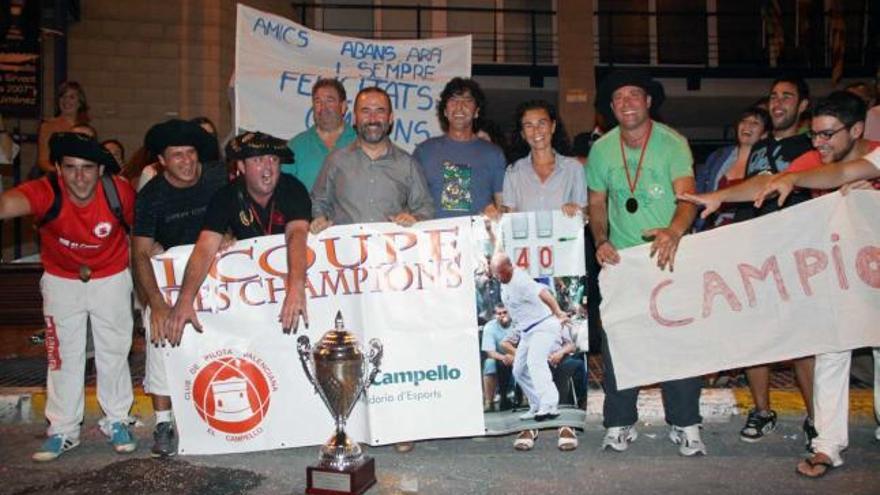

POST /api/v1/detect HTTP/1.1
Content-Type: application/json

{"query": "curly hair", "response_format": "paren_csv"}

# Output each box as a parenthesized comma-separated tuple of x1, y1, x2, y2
(437, 77, 487, 133)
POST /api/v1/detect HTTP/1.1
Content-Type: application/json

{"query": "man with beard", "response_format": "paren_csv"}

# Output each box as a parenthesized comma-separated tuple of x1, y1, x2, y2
(133, 119, 226, 457)
(283, 78, 356, 191)
(310, 86, 433, 233)
(679, 76, 816, 448)
(747, 92, 878, 478)
(166, 132, 312, 341)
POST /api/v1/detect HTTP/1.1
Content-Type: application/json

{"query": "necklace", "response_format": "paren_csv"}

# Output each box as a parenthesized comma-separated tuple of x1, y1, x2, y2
(619, 122, 653, 214)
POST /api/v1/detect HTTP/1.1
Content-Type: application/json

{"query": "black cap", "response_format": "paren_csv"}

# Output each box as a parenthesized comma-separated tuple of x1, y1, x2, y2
(49, 132, 118, 170)
(225, 131, 294, 163)
(595, 70, 666, 119)
(144, 119, 216, 159)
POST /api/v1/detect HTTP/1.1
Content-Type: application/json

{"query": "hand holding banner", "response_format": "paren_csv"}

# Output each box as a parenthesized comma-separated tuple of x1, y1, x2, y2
(600, 191, 880, 390)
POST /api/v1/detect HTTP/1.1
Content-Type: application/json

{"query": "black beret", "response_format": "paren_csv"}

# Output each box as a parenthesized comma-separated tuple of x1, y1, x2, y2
(595, 70, 666, 116)
(144, 119, 217, 159)
(49, 132, 118, 170)
(225, 131, 294, 163)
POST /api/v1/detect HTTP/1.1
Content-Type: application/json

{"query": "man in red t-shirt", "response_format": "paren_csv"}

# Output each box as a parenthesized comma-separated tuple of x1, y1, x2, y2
(786, 91, 879, 196)
(0, 132, 137, 461)
(758, 91, 879, 478)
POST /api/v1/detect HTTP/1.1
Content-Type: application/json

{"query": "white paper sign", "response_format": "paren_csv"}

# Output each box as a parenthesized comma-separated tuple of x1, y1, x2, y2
(235, 4, 472, 151)
(600, 191, 880, 389)
(153, 217, 484, 455)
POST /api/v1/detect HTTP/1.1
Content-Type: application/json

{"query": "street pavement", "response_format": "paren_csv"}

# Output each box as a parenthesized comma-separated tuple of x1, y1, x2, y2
(1, 415, 878, 495)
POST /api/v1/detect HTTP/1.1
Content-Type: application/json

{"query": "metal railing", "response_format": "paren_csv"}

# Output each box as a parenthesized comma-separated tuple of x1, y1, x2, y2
(290, 2, 558, 66)
(290, 2, 876, 73)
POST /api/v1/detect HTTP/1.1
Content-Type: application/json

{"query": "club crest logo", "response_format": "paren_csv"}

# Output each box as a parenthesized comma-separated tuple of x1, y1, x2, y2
(93, 221, 112, 238)
(190, 356, 272, 435)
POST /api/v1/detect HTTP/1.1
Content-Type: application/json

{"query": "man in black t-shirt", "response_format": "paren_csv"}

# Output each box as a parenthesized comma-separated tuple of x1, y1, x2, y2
(132, 118, 225, 458)
(165, 131, 311, 344)
(680, 76, 817, 448)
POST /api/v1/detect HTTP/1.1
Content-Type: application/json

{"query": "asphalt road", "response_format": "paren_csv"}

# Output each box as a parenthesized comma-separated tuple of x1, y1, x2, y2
(1, 417, 878, 495)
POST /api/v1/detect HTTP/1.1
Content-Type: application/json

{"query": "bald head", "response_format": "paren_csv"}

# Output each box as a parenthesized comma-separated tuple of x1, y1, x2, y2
(490, 252, 513, 283)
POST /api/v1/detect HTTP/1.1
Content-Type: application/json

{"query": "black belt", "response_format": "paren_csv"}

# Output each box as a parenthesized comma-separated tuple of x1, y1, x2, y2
(521, 314, 553, 334)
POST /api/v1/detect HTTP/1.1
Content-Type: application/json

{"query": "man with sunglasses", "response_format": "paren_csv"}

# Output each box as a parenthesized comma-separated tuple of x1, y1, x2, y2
(679, 76, 816, 448)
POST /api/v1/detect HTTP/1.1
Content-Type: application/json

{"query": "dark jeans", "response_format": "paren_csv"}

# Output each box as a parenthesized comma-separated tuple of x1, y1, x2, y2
(583, 227, 603, 353)
(600, 328, 702, 428)
(552, 354, 588, 408)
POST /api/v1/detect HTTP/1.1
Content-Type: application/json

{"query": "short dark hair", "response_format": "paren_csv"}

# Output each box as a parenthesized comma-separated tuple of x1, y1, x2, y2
(313, 78, 347, 102)
(813, 91, 867, 128)
(738, 106, 771, 133)
(354, 86, 392, 111)
(437, 77, 487, 133)
(571, 132, 592, 158)
(771, 75, 810, 103)
(509, 100, 571, 161)
(189, 116, 217, 137)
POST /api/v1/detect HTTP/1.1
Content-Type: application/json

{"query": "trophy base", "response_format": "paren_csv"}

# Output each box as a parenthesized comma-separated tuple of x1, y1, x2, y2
(306, 456, 376, 495)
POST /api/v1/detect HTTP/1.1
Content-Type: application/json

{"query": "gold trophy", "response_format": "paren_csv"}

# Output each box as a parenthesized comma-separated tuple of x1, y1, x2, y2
(297, 311, 383, 495)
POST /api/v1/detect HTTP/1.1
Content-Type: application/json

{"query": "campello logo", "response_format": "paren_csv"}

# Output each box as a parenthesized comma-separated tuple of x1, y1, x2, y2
(187, 352, 277, 437)
(372, 364, 461, 387)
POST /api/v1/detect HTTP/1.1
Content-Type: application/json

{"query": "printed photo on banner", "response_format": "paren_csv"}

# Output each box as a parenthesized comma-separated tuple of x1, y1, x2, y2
(470, 211, 589, 434)
(234, 3, 471, 151)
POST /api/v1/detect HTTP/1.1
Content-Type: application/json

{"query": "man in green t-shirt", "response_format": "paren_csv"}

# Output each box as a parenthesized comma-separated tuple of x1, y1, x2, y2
(282, 78, 357, 191)
(586, 70, 703, 456)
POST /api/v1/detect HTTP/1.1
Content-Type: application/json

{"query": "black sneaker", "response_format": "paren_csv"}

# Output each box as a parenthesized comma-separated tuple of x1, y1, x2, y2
(803, 417, 818, 452)
(151, 422, 177, 458)
(740, 409, 777, 442)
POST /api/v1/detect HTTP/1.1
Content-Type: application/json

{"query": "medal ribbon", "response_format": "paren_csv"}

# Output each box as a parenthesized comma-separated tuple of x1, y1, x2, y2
(249, 200, 276, 236)
(619, 121, 653, 198)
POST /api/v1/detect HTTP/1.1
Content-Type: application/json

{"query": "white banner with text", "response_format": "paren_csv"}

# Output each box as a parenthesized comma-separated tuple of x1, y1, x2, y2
(235, 3, 471, 151)
(153, 217, 484, 455)
(600, 191, 880, 390)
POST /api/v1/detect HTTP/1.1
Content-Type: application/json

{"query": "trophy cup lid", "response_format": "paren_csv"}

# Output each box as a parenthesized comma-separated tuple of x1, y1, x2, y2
(316, 311, 360, 358)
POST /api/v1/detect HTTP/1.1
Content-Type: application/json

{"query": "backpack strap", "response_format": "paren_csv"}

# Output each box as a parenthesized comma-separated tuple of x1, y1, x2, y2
(36, 173, 129, 234)
(36, 173, 63, 228)
(101, 174, 129, 234)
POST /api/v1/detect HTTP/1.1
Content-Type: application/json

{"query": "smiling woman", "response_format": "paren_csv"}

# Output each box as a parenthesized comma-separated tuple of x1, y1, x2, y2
(502, 99, 587, 217)
(36, 81, 90, 173)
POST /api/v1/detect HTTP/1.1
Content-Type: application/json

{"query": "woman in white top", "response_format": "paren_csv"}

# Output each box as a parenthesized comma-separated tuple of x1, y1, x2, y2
(502, 100, 587, 217)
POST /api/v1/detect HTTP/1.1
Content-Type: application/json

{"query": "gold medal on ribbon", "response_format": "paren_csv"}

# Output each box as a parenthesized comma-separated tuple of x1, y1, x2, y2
(79, 265, 92, 282)
(239, 210, 253, 226)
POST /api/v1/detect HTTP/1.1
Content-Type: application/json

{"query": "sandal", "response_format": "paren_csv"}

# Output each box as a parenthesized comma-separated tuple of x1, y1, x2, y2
(796, 453, 836, 479)
(557, 426, 578, 451)
(513, 429, 538, 451)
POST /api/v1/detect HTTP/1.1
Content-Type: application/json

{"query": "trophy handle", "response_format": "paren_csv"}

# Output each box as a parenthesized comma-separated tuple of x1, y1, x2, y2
(363, 338, 383, 392)
(296, 335, 336, 415)
(342, 338, 383, 421)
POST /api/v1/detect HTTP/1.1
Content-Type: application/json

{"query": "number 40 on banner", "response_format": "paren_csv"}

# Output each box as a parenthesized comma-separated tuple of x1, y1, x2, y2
(514, 246, 554, 276)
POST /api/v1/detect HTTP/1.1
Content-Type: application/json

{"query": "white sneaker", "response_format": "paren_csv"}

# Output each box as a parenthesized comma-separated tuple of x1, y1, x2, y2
(670, 424, 707, 456)
(875, 426, 879, 441)
(535, 406, 560, 422)
(519, 408, 538, 421)
(602, 425, 638, 452)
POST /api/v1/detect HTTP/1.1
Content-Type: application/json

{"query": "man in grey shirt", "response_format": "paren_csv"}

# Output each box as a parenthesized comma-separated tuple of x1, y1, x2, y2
(310, 87, 434, 233)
